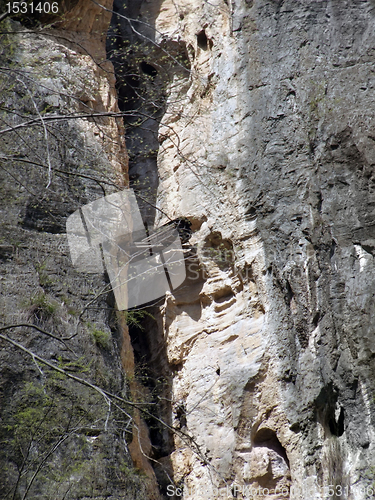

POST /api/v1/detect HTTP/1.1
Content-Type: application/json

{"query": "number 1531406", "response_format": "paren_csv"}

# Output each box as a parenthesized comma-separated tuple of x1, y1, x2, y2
(6, 2, 59, 14)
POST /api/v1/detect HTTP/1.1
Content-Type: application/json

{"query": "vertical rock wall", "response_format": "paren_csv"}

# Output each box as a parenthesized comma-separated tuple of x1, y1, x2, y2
(0, 3, 150, 499)
(1, 1, 375, 499)
(120, 1, 375, 498)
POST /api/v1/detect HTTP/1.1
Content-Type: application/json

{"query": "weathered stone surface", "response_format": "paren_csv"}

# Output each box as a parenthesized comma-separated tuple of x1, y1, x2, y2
(116, 0, 375, 498)
(0, 5, 148, 500)
(2, 0, 375, 499)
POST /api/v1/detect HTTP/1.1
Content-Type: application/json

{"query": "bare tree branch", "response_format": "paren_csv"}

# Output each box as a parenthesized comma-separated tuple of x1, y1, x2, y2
(0, 323, 74, 352)
(0, 333, 150, 409)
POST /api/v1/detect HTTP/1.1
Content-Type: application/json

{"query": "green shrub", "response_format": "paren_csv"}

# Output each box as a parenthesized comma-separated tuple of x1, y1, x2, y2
(91, 328, 111, 349)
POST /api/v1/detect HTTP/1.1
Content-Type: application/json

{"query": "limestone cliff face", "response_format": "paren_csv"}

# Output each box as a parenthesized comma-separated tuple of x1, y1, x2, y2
(115, 1, 375, 498)
(2, 1, 375, 499)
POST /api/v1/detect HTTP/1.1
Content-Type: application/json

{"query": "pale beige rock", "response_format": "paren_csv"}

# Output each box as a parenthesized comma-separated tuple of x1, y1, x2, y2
(131, 0, 375, 498)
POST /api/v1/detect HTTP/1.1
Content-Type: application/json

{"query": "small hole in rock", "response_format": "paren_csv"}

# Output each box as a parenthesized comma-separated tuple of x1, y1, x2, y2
(247, 206, 256, 215)
(197, 30, 208, 50)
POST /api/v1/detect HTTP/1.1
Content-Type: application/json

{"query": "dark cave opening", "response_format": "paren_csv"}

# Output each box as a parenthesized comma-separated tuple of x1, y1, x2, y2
(253, 428, 290, 468)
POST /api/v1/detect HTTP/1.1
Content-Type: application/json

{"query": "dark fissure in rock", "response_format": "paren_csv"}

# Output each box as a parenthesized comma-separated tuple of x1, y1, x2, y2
(315, 384, 345, 438)
(328, 407, 345, 437)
